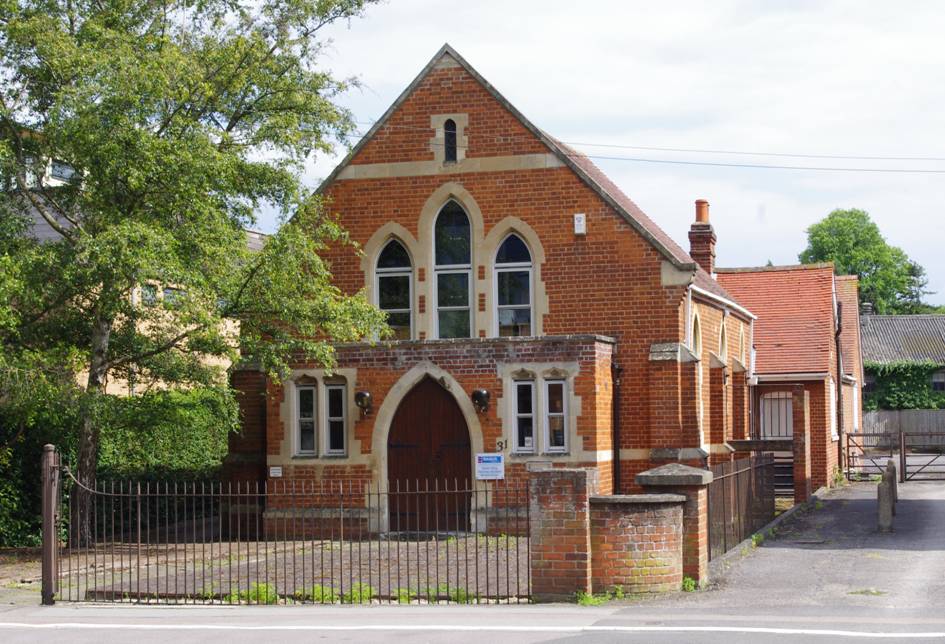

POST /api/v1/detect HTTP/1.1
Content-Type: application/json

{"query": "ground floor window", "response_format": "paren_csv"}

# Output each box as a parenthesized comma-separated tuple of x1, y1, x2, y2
(297, 385, 317, 455)
(544, 380, 568, 453)
(326, 384, 347, 455)
(760, 391, 792, 439)
(295, 381, 347, 457)
(514, 381, 535, 452)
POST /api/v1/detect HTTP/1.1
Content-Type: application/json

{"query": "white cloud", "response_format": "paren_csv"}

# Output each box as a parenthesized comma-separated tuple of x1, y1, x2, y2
(264, 0, 945, 303)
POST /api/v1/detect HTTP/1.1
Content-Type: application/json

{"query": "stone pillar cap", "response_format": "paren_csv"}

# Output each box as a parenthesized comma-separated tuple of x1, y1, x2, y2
(636, 463, 713, 487)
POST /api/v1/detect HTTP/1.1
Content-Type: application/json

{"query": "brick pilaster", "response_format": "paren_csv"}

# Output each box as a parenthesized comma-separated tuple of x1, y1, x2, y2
(792, 385, 812, 503)
(636, 463, 713, 585)
(529, 468, 598, 601)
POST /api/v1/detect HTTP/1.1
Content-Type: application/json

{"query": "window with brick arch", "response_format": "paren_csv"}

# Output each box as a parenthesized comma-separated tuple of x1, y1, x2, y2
(719, 324, 727, 363)
(434, 201, 472, 338)
(444, 119, 457, 163)
(495, 234, 532, 337)
(692, 314, 704, 442)
(376, 239, 413, 340)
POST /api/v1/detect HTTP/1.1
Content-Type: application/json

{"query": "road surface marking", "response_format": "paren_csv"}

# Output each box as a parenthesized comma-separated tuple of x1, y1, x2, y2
(1, 622, 944, 638)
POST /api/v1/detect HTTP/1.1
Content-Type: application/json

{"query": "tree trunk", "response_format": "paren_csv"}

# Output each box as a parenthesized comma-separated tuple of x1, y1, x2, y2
(72, 316, 111, 547)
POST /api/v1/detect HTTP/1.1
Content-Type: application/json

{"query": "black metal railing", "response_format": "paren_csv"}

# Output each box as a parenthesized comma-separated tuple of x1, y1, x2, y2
(707, 455, 776, 561)
(55, 471, 530, 604)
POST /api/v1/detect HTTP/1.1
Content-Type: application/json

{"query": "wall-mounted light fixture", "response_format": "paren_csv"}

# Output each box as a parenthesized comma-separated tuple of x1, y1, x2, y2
(471, 389, 490, 413)
(354, 391, 373, 415)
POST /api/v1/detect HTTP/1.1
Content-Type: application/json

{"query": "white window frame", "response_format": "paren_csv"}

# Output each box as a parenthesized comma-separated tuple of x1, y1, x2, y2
(543, 379, 568, 454)
(375, 249, 413, 340)
(512, 380, 536, 454)
(829, 377, 838, 440)
(434, 267, 472, 339)
(323, 383, 347, 456)
(296, 384, 318, 457)
(493, 235, 533, 338)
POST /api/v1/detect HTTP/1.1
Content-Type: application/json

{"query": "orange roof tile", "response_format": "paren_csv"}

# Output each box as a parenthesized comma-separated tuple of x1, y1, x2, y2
(835, 276, 863, 378)
(716, 264, 836, 375)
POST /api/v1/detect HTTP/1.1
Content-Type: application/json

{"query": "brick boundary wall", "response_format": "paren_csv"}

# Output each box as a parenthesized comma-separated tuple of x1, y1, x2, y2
(589, 495, 684, 594)
(529, 468, 689, 601)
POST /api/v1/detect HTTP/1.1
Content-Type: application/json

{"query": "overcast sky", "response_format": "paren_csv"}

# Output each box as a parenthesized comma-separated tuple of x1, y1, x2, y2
(257, 0, 945, 304)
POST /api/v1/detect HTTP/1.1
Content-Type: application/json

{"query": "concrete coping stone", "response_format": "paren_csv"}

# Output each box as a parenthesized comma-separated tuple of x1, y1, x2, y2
(589, 494, 686, 505)
(636, 463, 713, 487)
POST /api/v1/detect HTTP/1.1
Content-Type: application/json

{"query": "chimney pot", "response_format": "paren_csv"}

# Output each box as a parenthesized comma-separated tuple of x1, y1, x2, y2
(695, 199, 710, 223)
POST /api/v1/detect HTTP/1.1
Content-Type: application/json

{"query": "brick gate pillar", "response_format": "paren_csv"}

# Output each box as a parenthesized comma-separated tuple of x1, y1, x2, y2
(636, 463, 713, 585)
(792, 385, 812, 503)
(529, 468, 598, 602)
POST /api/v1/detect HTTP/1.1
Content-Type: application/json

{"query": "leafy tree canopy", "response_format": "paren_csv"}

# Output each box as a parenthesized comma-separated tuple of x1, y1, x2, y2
(799, 209, 939, 314)
(0, 0, 386, 483)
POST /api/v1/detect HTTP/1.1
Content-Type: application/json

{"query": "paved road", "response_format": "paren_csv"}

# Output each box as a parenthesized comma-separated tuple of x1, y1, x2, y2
(3, 480, 945, 643)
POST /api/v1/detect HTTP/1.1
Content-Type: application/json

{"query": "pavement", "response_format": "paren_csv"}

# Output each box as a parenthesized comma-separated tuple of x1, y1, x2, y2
(2, 480, 945, 642)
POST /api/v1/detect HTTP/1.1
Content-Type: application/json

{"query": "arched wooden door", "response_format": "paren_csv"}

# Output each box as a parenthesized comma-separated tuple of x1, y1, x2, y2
(387, 377, 471, 532)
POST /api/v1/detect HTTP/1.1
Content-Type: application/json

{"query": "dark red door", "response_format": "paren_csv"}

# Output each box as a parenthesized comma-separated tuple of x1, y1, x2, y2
(387, 377, 471, 532)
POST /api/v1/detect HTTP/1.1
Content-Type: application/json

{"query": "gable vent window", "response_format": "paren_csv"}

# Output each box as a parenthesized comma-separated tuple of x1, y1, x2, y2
(495, 234, 532, 337)
(444, 119, 457, 163)
(376, 240, 413, 340)
(434, 200, 472, 338)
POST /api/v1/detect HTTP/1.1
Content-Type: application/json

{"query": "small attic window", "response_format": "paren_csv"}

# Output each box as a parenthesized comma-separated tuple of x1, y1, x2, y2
(444, 119, 457, 163)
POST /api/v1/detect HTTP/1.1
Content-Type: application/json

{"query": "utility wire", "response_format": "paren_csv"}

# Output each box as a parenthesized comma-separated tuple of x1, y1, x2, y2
(342, 126, 945, 174)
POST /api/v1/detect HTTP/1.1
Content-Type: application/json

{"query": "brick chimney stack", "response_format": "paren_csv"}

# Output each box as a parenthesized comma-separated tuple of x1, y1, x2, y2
(689, 199, 716, 275)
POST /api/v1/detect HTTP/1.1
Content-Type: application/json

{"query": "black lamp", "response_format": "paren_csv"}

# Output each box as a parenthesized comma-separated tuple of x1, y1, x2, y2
(471, 389, 490, 413)
(354, 391, 373, 414)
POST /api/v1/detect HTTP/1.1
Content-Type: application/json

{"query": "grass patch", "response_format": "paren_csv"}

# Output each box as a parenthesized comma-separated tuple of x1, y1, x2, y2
(341, 582, 376, 604)
(681, 577, 697, 592)
(226, 582, 279, 605)
(848, 588, 887, 596)
(576, 590, 610, 606)
(295, 584, 339, 603)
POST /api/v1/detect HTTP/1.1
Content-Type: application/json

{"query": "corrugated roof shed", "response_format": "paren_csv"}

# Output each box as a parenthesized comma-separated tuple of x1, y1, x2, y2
(716, 264, 836, 375)
(860, 314, 945, 365)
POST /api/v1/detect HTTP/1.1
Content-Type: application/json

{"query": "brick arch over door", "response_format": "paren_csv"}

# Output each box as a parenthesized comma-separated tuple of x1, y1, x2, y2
(387, 376, 472, 531)
(369, 362, 485, 531)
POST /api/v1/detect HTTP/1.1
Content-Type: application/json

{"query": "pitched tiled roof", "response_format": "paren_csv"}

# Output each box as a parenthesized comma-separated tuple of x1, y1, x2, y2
(860, 314, 945, 365)
(716, 264, 836, 375)
(547, 139, 736, 302)
(835, 275, 863, 378)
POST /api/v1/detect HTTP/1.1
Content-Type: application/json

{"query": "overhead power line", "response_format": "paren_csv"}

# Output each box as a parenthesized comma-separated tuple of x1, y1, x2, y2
(342, 125, 945, 174)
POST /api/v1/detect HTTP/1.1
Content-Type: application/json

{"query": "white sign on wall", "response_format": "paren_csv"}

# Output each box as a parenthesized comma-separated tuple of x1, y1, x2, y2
(475, 453, 505, 480)
(269, 466, 283, 478)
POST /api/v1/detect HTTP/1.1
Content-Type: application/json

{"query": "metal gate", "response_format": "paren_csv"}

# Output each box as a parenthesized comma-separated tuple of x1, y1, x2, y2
(41, 445, 531, 605)
(899, 432, 945, 481)
(846, 432, 896, 480)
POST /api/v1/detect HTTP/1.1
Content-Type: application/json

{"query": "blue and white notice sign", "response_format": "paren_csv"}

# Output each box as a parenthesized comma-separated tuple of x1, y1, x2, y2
(475, 453, 505, 480)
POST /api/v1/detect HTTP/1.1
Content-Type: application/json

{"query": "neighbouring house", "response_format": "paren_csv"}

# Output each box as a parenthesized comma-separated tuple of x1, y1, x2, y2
(224, 44, 758, 531)
(859, 312, 945, 412)
(715, 265, 864, 489)
(20, 174, 268, 395)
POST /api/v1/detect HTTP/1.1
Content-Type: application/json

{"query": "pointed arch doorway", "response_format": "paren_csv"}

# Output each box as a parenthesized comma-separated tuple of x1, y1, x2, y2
(387, 377, 472, 532)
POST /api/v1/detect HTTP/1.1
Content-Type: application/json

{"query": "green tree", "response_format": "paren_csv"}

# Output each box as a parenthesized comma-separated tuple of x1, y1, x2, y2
(799, 209, 936, 313)
(0, 0, 386, 515)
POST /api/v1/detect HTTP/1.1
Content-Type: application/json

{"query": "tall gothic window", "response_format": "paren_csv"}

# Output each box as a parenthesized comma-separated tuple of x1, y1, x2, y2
(434, 201, 472, 338)
(376, 240, 412, 340)
(495, 234, 532, 336)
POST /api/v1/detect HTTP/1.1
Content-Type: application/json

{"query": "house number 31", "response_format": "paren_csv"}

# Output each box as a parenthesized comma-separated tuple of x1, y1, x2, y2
(495, 439, 508, 452)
